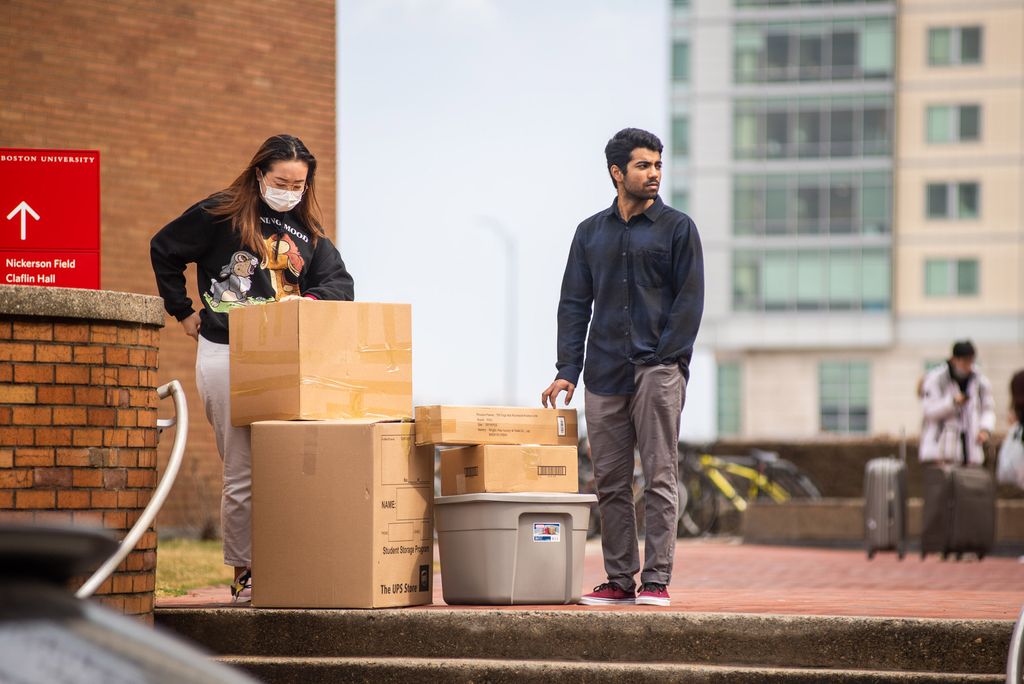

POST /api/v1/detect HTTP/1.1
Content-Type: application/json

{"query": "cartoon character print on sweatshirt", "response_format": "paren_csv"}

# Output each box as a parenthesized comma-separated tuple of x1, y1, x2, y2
(261, 232, 305, 300)
(204, 251, 270, 311)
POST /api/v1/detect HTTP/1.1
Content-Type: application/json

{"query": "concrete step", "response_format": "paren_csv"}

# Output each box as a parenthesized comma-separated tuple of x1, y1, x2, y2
(155, 608, 1013, 676)
(218, 656, 1004, 683)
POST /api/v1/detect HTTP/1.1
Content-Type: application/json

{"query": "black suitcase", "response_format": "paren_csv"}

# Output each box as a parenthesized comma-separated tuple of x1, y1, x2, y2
(864, 457, 907, 560)
(920, 464, 996, 560)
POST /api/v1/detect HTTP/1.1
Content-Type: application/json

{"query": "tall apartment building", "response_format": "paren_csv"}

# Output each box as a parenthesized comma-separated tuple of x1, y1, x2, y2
(672, 0, 1024, 440)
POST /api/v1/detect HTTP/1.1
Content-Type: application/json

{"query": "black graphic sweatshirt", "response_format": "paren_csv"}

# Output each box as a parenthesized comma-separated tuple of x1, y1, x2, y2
(150, 197, 355, 344)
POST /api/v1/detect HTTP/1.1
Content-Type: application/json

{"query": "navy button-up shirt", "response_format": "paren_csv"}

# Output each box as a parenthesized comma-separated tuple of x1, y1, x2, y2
(555, 196, 704, 396)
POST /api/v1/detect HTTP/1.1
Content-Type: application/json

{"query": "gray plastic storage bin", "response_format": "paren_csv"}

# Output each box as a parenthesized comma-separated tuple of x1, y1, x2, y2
(434, 492, 597, 605)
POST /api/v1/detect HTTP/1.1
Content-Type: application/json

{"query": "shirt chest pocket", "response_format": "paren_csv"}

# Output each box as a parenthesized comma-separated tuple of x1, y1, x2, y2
(633, 249, 671, 288)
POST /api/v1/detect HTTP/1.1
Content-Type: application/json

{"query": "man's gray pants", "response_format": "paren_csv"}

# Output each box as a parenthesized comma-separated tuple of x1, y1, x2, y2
(584, 363, 686, 591)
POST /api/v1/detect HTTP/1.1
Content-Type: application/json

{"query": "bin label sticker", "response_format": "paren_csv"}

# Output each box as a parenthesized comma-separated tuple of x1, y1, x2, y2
(557, 416, 566, 436)
(533, 522, 561, 542)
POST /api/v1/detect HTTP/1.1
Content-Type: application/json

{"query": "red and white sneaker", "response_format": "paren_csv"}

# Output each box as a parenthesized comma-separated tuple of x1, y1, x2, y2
(636, 582, 670, 606)
(579, 582, 636, 605)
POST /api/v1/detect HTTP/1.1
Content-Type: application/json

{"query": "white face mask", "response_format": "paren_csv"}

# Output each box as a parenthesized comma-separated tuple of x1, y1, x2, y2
(259, 172, 305, 212)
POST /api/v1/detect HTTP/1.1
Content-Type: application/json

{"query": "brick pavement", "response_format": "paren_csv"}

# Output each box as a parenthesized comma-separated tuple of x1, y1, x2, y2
(157, 538, 1024, 620)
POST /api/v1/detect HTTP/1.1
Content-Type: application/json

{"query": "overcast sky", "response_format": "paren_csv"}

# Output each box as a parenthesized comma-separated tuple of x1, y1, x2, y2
(337, 0, 715, 438)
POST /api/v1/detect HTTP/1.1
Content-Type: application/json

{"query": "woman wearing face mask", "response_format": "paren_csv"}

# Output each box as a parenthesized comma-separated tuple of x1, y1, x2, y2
(150, 134, 354, 601)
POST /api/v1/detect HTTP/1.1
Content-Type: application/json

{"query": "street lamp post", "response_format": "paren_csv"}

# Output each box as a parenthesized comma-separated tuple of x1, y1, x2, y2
(479, 217, 519, 405)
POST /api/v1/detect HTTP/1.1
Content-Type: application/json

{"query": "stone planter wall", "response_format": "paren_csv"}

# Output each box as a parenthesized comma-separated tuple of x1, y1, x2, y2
(0, 284, 165, 620)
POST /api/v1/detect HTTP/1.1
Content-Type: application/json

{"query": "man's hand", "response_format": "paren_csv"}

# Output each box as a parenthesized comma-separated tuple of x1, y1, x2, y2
(977, 429, 991, 445)
(541, 379, 575, 408)
(954, 391, 967, 406)
(180, 312, 201, 341)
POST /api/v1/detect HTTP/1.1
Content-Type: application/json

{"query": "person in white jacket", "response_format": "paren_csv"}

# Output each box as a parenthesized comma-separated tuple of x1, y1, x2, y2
(919, 341, 995, 465)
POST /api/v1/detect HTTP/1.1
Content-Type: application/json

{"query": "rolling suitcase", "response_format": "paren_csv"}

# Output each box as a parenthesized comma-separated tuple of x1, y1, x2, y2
(920, 464, 996, 560)
(864, 456, 907, 560)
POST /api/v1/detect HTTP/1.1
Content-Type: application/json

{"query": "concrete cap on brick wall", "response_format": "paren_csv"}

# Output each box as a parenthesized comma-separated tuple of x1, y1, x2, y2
(0, 285, 164, 327)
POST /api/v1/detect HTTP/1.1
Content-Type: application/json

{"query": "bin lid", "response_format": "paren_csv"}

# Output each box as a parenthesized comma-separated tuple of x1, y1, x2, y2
(435, 492, 598, 505)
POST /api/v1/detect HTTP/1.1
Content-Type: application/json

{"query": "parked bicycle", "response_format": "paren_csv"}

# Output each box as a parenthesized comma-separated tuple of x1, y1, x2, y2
(578, 438, 821, 539)
(676, 448, 822, 537)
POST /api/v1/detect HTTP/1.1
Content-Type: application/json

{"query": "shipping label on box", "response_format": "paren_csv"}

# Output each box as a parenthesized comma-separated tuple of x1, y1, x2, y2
(229, 300, 412, 426)
(251, 421, 433, 608)
(440, 444, 579, 495)
(375, 430, 434, 606)
(415, 405, 577, 446)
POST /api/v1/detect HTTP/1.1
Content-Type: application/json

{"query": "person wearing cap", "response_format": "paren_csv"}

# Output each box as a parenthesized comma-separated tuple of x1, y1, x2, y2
(919, 340, 996, 465)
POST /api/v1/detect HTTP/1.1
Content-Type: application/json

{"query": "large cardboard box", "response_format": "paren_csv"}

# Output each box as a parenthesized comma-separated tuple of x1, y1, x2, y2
(251, 420, 433, 608)
(415, 405, 577, 446)
(440, 445, 579, 495)
(229, 300, 412, 426)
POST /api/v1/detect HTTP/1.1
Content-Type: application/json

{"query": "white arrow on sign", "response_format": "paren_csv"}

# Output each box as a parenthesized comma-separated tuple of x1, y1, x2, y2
(6, 201, 40, 241)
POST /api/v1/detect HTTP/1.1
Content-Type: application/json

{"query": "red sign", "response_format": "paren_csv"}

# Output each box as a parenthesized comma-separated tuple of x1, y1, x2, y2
(0, 148, 101, 289)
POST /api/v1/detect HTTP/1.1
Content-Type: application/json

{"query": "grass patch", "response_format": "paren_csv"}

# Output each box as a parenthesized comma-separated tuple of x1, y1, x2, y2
(156, 538, 233, 598)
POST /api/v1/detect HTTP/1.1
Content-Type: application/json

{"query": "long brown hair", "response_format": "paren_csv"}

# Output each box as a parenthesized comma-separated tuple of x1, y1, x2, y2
(207, 134, 326, 260)
(1011, 370, 1024, 425)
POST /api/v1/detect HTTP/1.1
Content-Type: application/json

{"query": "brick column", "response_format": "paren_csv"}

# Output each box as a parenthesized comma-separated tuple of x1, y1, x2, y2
(0, 285, 165, 620)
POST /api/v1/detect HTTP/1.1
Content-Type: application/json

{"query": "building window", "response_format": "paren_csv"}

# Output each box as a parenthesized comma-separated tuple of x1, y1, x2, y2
(717, 363, 741, 436)
(671, 189, 690, 213)
(737, 0, 889, 5)
(734, 95, 891, 160)
(926, 105, 981, 143)
(672, 115, 689, 158)
(734, 19, 893, 84)
(732, 248, 890, 312)
(673, 41, 690, 82)
(928, 26, 983, 66)
(924, 258, 978, 297)
(733, 171, 891, 236)
(925, 182, 979, 219)
(820, 361, 870, 434)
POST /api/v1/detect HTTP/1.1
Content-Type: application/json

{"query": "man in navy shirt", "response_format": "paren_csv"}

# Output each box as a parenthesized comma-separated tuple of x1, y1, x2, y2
(542, 128, 704, 606)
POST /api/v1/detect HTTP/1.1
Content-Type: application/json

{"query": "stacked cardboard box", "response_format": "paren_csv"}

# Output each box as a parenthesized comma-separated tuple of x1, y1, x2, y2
(229, 300, 432, 609)
(415, 405, 580, 495)
(419, 406, 592, 605)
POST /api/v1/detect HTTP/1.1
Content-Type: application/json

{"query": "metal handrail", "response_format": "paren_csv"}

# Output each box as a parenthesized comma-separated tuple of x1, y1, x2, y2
(1008, 605, 1024, 683)
(76, 380, 188, 599)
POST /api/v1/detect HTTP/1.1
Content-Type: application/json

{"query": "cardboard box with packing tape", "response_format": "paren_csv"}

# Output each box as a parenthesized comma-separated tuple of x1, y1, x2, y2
(440, 444, 579, 495)
(251, 420, 434, 608)
(229, 300, 412, 426)
(415, 405, 577, 446)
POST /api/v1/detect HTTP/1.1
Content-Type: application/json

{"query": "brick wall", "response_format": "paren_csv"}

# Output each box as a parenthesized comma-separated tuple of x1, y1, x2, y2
(0, 315, 162, 619)
(0, 1, 337, 534)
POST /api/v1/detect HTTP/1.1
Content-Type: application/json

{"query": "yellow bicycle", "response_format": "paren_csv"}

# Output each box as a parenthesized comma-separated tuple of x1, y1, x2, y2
(577, 440, 821, 539)
(677, 449, 821, 537)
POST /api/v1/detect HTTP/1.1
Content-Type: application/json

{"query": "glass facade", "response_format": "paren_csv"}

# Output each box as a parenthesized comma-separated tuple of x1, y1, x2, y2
(727, 5, 895, 318)
(734, 171, 890, 236)
(734, 95, 891, 159)
(819, 361, 870, 433)
(735, 18, 893, 83)
(717, 363, 742, 436)
(733, 247, 890, 312)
